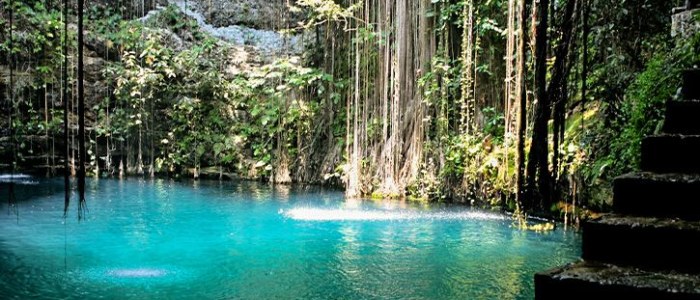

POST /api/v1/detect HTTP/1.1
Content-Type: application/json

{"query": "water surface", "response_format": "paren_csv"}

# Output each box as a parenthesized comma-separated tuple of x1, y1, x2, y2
(0, 178, 580, 299)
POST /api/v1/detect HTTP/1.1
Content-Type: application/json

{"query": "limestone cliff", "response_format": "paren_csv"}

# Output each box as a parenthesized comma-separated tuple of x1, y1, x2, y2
(190, 0, 303, 30)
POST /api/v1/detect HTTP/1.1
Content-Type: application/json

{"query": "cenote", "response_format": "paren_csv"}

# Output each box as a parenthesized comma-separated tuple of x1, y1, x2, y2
(0, 178, 580, 299)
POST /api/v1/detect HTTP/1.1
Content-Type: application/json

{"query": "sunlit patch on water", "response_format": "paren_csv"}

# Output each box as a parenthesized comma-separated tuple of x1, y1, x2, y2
(82, 266, 189, 284)
(283, 208, 509, 222)
(108, 268, 169, 278)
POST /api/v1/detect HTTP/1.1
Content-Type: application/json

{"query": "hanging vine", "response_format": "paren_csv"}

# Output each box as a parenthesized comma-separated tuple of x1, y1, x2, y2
(77, 0, 87, 218)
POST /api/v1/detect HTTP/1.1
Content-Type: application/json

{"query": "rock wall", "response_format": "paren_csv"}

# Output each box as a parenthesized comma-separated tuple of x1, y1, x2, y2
(672, 5, 700, 38)
(163, 0, 305, 55)
(188, 0, 302, 30)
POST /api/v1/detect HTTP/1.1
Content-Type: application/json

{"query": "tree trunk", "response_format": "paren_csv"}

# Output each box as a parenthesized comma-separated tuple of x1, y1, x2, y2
(525, 0, 551, 211)
(516, 0, 530, 210)
(549, 0, 577, 191)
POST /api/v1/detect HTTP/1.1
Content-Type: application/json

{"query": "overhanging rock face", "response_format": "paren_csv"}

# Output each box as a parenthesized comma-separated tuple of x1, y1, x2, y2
(535, 70, 700, 299)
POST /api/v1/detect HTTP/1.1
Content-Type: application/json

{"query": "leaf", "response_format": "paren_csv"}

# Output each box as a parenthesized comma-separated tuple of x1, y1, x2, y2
(213, 143, 224, 155)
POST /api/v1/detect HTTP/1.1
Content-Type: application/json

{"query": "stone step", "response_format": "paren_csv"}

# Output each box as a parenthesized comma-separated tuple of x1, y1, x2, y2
(641, 134, 700, 173)
(582, 215, 700, 273)
(663, 100, 700, 134)
(535, 261, 700, 299)
(683, 69, 700, 100)
(613, 172, 700, 219)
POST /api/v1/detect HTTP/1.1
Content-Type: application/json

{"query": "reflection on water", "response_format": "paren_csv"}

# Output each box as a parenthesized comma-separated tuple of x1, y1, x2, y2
(0, 178, 580, 299)
(283, 207, 508, 221)
(273, 184, 291, 202)
(0, 173, 39, 185)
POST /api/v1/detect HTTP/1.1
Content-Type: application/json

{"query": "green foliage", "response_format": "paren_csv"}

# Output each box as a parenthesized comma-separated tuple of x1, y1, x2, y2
(581, 32, 700, 208)
(585, 0, 675, 108)
(93, 6, 338, 179)
(1, 0, 65, 83)
(147, 5, 204, 41)
(293, 0, 360, 30)
(0, 0, 70, 164)
(481, 107, 504, 142)
(437, 132, 516, 206)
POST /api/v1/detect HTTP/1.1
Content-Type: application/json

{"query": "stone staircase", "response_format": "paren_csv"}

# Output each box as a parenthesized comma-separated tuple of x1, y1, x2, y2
(534, 69, 700, 299)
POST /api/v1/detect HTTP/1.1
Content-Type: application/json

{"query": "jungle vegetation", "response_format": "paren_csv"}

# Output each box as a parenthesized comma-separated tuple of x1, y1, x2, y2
(1, 0, 699, 220)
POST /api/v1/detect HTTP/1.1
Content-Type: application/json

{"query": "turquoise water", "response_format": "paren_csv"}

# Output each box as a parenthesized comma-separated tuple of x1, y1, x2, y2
(0, 178, 580, 299)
